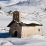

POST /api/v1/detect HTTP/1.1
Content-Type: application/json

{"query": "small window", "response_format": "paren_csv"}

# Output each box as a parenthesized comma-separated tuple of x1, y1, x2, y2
(38, 29, 40, 31)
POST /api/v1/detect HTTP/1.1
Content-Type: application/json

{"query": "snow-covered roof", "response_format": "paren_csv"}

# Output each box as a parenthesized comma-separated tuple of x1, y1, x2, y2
(21, 21, 41, 24)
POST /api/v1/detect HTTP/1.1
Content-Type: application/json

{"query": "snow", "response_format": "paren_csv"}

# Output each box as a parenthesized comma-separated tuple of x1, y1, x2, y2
(0, 40, 13, 45)
(0, 10, 8, 16)
(9, 0, 28, 5)
(0, 2, 7, 7)
(0, 0, 46, 46)
(0, 13, 45, 45)
(30, 35, 45, 39)
(0, 10, 12, 28)
(22, 21, 41, 24)
(0, 11, 45, 46)
(0, 10, 46, 46)
(0, 35, 46, 46)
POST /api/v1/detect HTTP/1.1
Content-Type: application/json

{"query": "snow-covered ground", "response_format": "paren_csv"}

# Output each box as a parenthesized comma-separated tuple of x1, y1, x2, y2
(0, 35, 46, 46)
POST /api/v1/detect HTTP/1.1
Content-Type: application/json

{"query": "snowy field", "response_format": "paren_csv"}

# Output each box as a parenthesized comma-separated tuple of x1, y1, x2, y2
(0, 35, 46, 46)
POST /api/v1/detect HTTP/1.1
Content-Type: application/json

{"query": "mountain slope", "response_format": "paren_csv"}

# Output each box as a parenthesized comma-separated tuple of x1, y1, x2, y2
(16, 0, 42, 6)
(6, 0, 42, 7)
(0, 10, 12, 28)
(0, 0, 46, 7)
(0, 2, 7, 7)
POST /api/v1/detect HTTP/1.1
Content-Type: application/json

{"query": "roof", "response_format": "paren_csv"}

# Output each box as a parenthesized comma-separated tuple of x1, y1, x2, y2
(21, 21, 42, 26)
(21, 21, 41, 24)
(7, 20, 42, 27)
(7, 20, 19, 27)
(7, 20, 15, 27)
